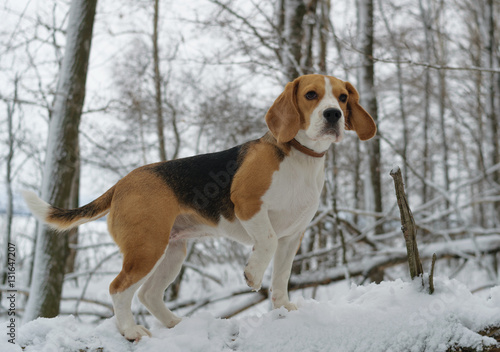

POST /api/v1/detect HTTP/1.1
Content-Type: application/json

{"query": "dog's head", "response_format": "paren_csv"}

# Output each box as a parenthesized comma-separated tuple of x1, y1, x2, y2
(265, 74, 376, 144)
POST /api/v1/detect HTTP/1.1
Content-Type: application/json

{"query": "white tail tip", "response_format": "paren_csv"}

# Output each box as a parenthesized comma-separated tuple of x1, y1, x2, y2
(21, 190, 50, 223)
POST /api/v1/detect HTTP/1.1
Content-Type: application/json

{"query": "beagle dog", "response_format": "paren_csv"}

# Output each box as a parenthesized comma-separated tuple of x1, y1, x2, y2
(23, 74, 376, 341)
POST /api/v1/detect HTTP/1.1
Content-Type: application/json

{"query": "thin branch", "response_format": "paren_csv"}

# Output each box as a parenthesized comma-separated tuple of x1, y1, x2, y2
(370, 56, 500, 73)
(332, 33, 500, 73)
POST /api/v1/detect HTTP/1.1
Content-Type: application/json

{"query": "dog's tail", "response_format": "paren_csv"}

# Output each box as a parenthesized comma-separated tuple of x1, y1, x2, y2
(22, 186, 115, 231)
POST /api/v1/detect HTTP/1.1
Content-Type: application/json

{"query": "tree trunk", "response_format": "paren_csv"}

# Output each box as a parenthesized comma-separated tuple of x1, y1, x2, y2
(65, 157, 80, 275)
(302, 0, 318, 74)
(353, 139, 361, 225)
(436, 55, 450, 209)
(153, 0, 167, 161)
(467, 11, 487, 226)
(418, 0, 432, 205)
(283, 0, 306, 81)
(317, 0, 330, 74)
(24, 0, 97, 321)
(430, 1, 450, 211)
(484, 0, 500, 224)
(356, 0, 383, 234)
(378, 0, 408, 186)
(474, 0, 500, 226)
(2, 76, 18, 297)
(166, 99, 180, 159)
(277, 0, 285, 42)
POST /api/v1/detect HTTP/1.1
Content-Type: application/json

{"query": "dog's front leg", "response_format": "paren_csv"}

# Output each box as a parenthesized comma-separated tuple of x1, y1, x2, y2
(271, 233, 303, 311)
(240, 207, 278, 291)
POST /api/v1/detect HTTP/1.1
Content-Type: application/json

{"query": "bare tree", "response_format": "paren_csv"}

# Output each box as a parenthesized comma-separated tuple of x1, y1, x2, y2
(24, 0, 98, 321)
(356, 0, 383, 235)
(1, 76, 19, 296)
(302, 0, 318, 74)
(317, 0, 330, 74)
(377, 0, 409, 185)
(153, 0, 167, 162)
(480, 0, 500, 223)
(418, 0, 433, 205)
(431, 2, 451, 203)
(283, 0, 306, 80)
(65, 157, 80, 275)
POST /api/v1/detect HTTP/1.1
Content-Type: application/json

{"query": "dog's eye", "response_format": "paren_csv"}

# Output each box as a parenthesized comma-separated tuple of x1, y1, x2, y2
(305, 91, 318, 100)
(339, 94, 348, 103)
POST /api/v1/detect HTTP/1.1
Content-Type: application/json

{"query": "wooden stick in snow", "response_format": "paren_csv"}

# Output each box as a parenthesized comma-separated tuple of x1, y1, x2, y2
(390, 166, 424, 280)
(429, 253, 437, 294)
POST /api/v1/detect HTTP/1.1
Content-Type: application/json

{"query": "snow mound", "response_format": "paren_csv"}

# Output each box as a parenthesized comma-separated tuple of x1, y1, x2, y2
(9, 278, 500, 352)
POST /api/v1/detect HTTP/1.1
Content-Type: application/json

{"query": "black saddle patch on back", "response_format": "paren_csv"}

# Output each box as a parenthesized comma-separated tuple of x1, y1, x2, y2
(147, 143, 251, 223)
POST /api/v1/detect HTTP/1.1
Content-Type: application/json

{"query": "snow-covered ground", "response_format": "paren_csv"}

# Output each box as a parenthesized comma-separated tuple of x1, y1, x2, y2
(4, 277, 500, 352)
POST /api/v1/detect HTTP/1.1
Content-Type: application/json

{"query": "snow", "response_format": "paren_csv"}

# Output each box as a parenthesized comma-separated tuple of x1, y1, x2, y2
(5, 277, 499, 351)
(391, 164, 400, 174)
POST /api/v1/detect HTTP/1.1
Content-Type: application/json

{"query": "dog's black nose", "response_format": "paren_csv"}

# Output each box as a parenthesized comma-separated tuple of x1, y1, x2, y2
(323, 108, 342, 125)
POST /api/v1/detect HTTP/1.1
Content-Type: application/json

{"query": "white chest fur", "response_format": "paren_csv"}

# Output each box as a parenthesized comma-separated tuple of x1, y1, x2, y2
(262, 149, 325, 236)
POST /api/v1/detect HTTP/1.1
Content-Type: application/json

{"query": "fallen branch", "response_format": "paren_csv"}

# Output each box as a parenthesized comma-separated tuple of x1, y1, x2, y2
(291, 235, 500, 289)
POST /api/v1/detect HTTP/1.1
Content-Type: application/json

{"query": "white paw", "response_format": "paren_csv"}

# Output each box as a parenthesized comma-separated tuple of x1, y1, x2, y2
(283, 302, 297, 311)
(165, 316, 182, 328)
(272, 297, 297, 311)
(123, 325, 152, 342)
(244, 265, 262, 291)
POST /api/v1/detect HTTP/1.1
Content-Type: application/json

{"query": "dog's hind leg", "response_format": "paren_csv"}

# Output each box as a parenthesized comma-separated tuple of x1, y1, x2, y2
(106, 168, 182, 341)
(109, 232, 172, 341)
(108, 215, 176, 341)
(138, 239, 187, 329)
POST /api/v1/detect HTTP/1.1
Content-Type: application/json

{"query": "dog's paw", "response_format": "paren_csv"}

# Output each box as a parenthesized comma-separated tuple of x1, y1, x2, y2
(123, 325, 152, 342)
(283, 302, 297, 311)
(243, 267, 262, 291)
(272, 297, 297, 311)
(165, 316, 182, 329)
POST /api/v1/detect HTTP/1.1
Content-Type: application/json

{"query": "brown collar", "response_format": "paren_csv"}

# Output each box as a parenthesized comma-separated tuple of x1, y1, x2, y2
(289, 139, 327, 158)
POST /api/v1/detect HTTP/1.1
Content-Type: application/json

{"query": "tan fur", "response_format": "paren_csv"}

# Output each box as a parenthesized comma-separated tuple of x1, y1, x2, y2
(265, 79, 302, 143)
(107, 167, 181, 294)
(344, 81, 377, 140)
(178, 207, 219, 227)
(231, 137, 285, 221)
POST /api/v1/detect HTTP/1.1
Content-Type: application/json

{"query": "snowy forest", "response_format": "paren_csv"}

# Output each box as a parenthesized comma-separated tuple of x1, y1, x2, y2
(1, 0, 500, 351)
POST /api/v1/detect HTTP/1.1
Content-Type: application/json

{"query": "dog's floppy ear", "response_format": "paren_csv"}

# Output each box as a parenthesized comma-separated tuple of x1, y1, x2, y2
(345, 81, 377, 141)
(265, 78, 301, 143)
